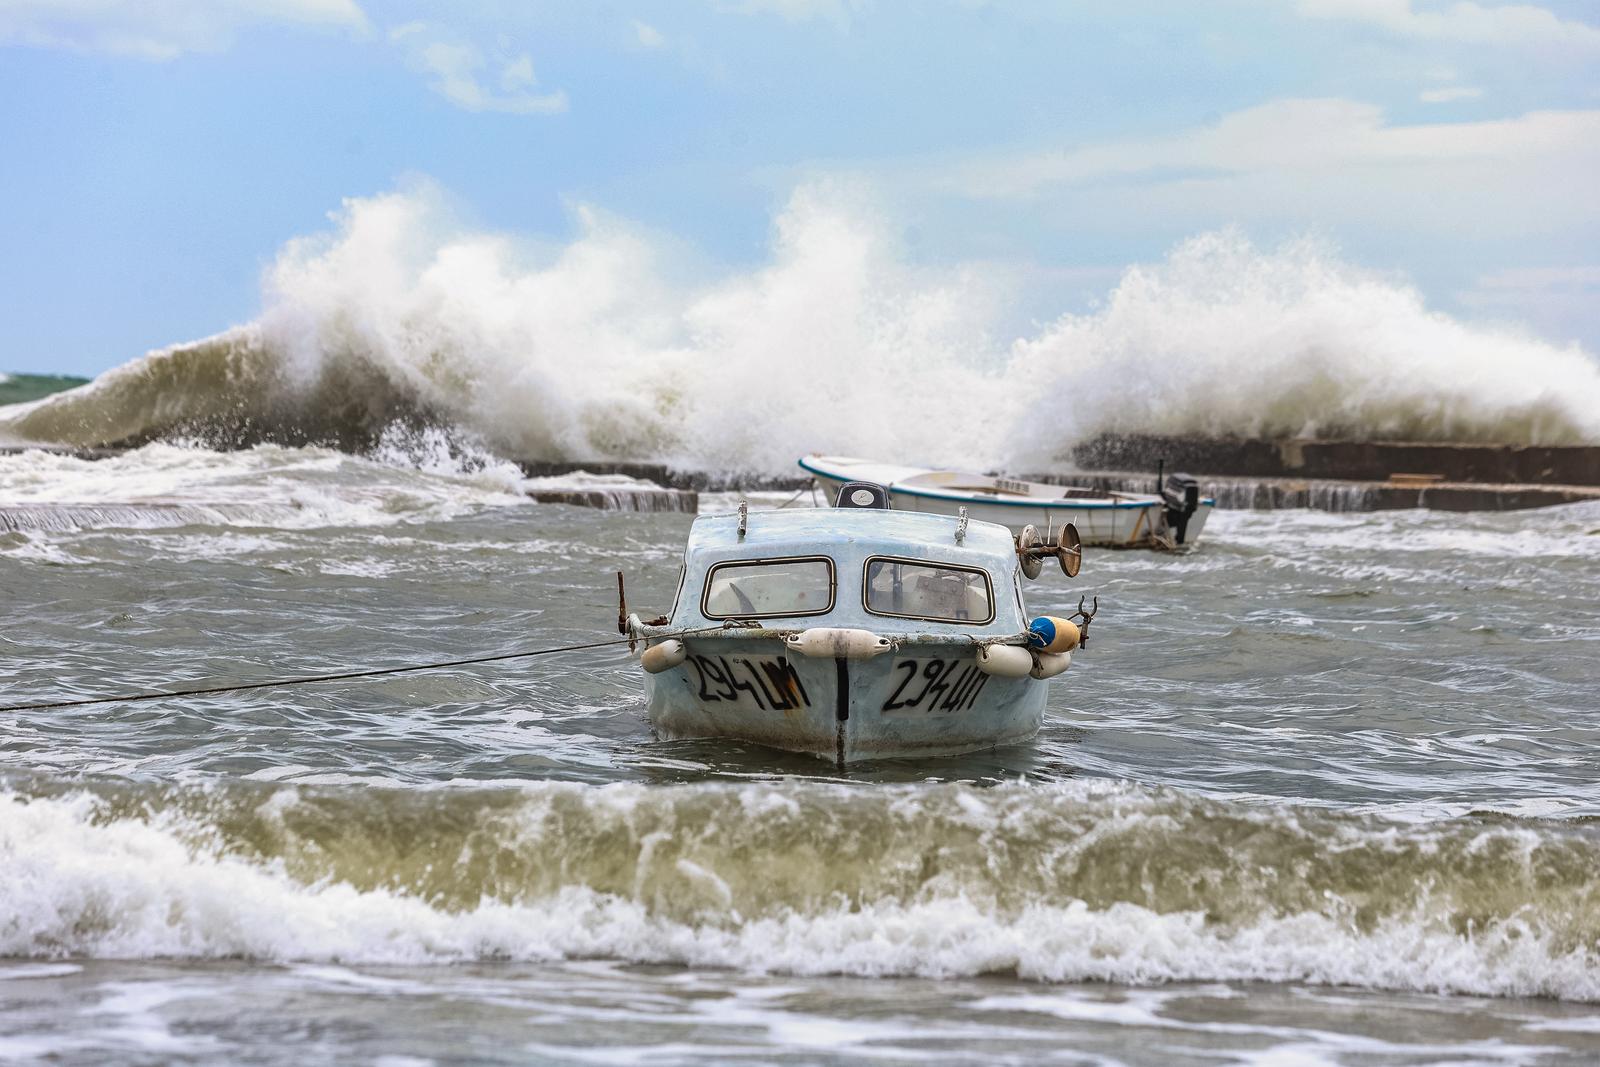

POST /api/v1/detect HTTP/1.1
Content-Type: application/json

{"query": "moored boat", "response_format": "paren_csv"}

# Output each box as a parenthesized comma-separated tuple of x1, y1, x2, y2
(621, 484, 1094, 763)
(798, 454, 1214, 548)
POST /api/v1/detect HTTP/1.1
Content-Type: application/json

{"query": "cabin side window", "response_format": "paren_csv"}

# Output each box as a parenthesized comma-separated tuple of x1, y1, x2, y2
(702, 556, 836, 619)
(862, 556, 995, 624)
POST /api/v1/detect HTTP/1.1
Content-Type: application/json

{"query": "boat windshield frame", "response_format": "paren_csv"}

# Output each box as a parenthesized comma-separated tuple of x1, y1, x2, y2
(860, 554, 996, 626)
(700, 554, 838, 621)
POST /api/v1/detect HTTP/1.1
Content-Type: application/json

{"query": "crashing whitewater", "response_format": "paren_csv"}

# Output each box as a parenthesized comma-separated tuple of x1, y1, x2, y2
(5, 778, 1600, 1000)
(2, 182, 1598, 475)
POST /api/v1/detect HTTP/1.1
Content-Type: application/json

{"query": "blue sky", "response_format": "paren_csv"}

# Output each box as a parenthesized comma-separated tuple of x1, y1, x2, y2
(2, 0, 1597, 377)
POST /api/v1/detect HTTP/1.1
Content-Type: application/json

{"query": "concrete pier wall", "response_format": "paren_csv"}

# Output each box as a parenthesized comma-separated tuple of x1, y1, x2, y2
(516, 451, 1600, 513)
(524, 487, 699, 512)
(7, 442, 1596, 516)
(1069, 434, 1600, 487)
(1031, 471, 1600, 513)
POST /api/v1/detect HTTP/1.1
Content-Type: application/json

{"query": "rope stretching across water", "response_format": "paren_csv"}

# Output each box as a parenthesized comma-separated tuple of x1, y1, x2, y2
(0, 623, 745, 713)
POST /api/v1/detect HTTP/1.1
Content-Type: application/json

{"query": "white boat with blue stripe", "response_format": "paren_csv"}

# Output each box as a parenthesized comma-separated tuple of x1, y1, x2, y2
(622, 485, 1093, 764)
(799, 454, 1214, 548)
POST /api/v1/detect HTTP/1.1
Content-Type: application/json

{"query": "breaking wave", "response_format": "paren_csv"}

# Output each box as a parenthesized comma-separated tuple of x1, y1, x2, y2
(2, 182, 1598, 472)
(0, 436, 529, 533)
(4, 778, 1599, 999)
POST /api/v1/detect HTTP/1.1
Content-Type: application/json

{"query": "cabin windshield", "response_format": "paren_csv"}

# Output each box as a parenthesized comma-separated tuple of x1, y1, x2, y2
(863, 557, 994, 624)
(702, 556, 835, 619)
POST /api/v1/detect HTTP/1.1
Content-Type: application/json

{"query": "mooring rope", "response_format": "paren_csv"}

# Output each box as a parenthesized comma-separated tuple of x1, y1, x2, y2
(0, 623, 743, 713)
(775, 482, 813, 509)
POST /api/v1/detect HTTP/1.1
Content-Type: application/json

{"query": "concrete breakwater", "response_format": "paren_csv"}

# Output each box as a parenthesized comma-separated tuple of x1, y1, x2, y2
(517, 440, 1600, 513)
(1029, 471, 1600, 513)
(1068, 435, 1600, 488)
(4, 442, 1598, 515)
(1043, 435, 1600, 513)
(523, 485, 698, 513)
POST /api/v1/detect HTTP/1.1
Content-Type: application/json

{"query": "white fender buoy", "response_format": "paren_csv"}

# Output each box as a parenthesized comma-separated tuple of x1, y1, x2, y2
(976, 644, 1033, 678)
(786, 628, 892, 660)
(641, 639, 687, 674)
(1027, 616, 1080, 654)
(1030, 650, 1071, 679)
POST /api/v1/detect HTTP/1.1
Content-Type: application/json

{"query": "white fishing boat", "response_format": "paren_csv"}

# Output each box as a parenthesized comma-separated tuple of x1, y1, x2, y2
(620, 483, 1094, 763)
(799, 454, 1214, 548)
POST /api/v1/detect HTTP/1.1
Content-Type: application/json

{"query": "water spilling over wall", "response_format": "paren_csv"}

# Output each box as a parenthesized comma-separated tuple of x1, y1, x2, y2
(0, 502, 294, 534)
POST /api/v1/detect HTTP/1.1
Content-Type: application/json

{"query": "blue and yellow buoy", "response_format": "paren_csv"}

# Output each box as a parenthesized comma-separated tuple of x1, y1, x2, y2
(1027, 616, 1080, 654)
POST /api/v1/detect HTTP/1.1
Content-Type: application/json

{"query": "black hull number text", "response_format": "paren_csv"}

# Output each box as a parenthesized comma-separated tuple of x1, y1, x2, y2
(882, 658, 989, 714)
(689, 655, 812, 711)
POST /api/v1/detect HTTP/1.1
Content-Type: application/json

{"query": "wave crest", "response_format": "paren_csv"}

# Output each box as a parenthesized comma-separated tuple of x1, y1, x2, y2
(3, 183, 1598, 470)
(5, 779, 1599, 998)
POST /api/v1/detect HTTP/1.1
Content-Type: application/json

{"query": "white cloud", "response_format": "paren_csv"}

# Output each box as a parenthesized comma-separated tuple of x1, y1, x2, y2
(1458, 266, 1600, 342)
(0, 0, 367, 59)
(927, 98, 1600, 237)
(1296, 0, 1600, 51)
(499, 53, 535, 91)
(1419, 85, 1485, 102)
(390, 22, 566, 116)
(1472, 266, 1600, 290)
(949, 99, 1595, 192)
(632, 20, 665, 48)
(718, 0, 860, 27)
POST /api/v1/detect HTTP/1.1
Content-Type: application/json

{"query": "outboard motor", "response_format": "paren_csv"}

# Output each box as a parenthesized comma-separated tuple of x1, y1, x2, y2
(1161, 472, 1201, 544)
(835, 481, 890, 509)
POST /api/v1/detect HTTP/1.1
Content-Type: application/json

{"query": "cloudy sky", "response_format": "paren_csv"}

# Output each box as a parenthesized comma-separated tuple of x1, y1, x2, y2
(2, 0, 1597, 377)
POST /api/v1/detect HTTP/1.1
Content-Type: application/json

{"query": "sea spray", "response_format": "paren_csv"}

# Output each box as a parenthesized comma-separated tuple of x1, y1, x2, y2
(2, 183, 1597, 471)
(1011, 230, 1600, 462)
(3, 778, 1598, 998)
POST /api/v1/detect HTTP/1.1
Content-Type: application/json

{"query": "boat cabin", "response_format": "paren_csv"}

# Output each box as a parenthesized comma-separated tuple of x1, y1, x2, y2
(626, 501, 1085, 763)
(667, 508, 1028, 637)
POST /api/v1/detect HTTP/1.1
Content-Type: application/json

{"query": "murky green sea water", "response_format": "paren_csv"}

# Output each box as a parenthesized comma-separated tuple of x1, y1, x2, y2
(3, 444, 1600, 1065)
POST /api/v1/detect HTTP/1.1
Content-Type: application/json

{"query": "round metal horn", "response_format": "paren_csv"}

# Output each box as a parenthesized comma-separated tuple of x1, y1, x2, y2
(1056, 523, 1082, 578)
(1017, 524, 1043, 579)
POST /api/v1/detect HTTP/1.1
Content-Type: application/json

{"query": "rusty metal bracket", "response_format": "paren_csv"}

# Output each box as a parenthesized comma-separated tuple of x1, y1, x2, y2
(1070, 594, 1099, 648)
(616, 571, 635, 650)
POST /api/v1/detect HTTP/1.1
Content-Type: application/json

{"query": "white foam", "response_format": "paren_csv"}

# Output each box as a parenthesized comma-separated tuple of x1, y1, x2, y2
(0, 441, 529, 531)
(1010, 230, 1600, 459)
(521, 471, 659, 490)
(0, 530, 95, 563)
(252, 190, 1600, 463)
(3, 788, 1597, 1002)
(0, 963, 82, 981)
(4, 183, 1596, 472)
(967, 988, 1552, 1063)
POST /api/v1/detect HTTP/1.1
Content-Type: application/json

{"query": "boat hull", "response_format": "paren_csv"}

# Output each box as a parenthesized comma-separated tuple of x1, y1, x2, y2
(644, 635, 1047, 762)
(807, 470, 1212, 548)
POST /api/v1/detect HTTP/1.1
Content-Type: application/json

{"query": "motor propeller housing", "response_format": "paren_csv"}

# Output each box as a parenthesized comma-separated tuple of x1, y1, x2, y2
(1161, 472, 1201, 544)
